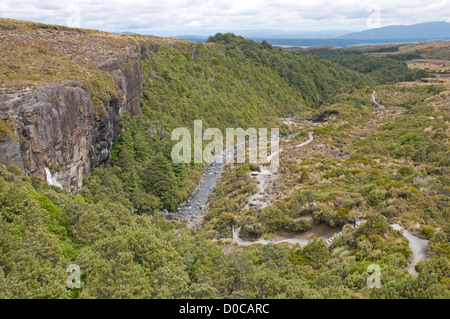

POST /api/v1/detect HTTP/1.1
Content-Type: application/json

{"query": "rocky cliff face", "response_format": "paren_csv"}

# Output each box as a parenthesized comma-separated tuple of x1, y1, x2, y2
(0, 45, 146, 193)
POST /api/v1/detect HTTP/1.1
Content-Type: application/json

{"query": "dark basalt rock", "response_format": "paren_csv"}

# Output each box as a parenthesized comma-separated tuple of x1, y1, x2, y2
(0, 44, 148, 193)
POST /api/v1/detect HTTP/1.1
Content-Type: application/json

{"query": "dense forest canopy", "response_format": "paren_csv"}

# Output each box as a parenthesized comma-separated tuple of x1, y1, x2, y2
(207, 33, 371, 107)
(304, 48, 432, 84)
(108, 35, 373, 211)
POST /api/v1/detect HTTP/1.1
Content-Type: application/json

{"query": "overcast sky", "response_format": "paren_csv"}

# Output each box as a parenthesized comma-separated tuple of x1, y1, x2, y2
(0, 0, 449, 36)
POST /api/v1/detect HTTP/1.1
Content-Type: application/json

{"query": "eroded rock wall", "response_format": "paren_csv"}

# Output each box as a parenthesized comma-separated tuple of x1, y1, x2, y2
(0, 46, 146, 193)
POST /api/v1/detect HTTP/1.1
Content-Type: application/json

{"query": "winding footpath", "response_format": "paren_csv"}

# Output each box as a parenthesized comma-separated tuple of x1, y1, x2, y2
(391, 224, 428, 277)
(296, 131, 314, 148)
(224, 218, 366, 248)
(246, 127, 315, 210)
(372, 90, 385, 109)
(223, 221, 428, 276)
(369, 92, 430, 273)
(226, 226, 310, 247)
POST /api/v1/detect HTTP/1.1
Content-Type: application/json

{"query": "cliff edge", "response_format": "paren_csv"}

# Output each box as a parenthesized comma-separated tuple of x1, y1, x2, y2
(0, 18, 187, 193)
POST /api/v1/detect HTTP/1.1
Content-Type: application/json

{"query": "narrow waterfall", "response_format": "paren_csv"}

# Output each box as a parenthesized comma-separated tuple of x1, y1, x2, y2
(44, 167, 63, 189)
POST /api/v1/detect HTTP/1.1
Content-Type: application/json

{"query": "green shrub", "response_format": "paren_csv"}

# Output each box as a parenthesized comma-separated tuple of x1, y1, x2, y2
(7, 164, 22, 176)
(399, 165, 414, 176)
(285, 218, 311, 232)
(289, 239, 331, 269)
(214, 213, 237, 236)
(367, 189, 385, 206)
(365, 213, 389, 235)
(300, 169, 310, 183)
(313, 208, 350, 227)
(258, 206, 290, 233)
(420, 225, 435, 239)
(211, 57, 221, 66)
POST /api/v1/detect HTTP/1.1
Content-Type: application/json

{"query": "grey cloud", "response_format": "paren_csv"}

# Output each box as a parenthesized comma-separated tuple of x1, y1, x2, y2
(1, 0, 448, 34)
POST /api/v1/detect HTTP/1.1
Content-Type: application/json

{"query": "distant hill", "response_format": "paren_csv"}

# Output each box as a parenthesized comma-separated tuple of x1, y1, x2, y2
(340, 21, 450, 40)
(176, 22, 450, 47)
(175, 30, 351, 44)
